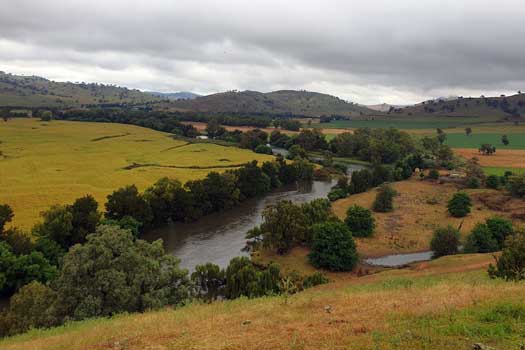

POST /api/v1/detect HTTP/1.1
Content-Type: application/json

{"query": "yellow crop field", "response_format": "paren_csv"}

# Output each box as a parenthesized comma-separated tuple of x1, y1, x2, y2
(0, 118, 274, 229)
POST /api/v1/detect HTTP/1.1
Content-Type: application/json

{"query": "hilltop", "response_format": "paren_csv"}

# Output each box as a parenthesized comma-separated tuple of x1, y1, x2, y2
(0, 72, 160, 108)
(169, 90, 376, 117)
(391, 93, 525, 120)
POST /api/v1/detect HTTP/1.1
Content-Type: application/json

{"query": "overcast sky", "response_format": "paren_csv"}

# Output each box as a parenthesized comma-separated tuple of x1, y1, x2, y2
(1, 0, 524, 104)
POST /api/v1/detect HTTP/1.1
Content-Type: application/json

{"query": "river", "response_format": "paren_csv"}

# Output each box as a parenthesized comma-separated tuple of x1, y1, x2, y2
(144, 156, 373, 271)
(143, 180, 337, 271)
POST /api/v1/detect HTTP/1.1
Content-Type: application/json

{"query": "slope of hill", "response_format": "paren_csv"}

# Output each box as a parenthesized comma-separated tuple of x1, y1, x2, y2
(169, 90, 376, 116)
(0, 72, 160, 107)
(149, 91, 201, 100)
(392, 93, 525, 120)
(2, 254, 524, 350)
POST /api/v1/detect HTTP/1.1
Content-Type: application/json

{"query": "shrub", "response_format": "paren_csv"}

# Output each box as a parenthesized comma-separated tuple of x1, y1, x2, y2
(224, 257, 280, 299)
(464, 223, 499, 253)
(447, 192, 472, 218)
(486, 217, 513, 249)
(0, 281, 58, 337)
(327, 187, 347, 202)
(507, 173, 525, 198)
(486, 175, 500, 189)
(488, 230, 525, 281)
(302, 272, 329, 289)
(430, 226, 460, 258)
(427, 169, 439, 180)
(0, 204, 14, 233)
(254, 144, 273, 155)
(308, 221, 358, 271)
(345, 205, 375, 237)
(466, 177, 480, 189)
(191, 263, 225, 302)
(372, 184, 396, 213)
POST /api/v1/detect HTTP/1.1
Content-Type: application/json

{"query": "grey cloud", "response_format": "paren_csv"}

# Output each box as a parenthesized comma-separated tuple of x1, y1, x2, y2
(0, 0, 524, 104)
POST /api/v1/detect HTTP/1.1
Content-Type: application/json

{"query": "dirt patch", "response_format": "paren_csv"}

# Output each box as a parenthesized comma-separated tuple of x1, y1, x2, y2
(454, 148, 525, 168)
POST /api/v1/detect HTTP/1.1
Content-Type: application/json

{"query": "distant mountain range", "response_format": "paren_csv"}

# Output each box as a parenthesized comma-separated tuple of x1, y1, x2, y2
(148, 91, 201, 100)
(0, 71, 522, 120)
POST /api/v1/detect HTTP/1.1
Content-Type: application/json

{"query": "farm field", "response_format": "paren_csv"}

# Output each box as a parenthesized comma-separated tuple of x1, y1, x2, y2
(308, 116, 500, 130)
(453, 148, 525, 169)
(483, 167, 525, 176)
(2, 253, 525, 350)
(0, 118, 273, 229)
(444, 133, 525, 149)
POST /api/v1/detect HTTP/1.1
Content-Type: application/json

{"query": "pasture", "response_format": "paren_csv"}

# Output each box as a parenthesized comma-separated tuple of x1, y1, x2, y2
(444, 133, 525, 149)
(0, 119, 273, 229)
(309, 116, 500, 130)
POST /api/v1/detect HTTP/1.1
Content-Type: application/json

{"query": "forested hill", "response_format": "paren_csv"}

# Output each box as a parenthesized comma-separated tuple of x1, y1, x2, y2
(0, 71, 161, 108)
(391, 93, 525, 120)
(169, 90, 376, 117)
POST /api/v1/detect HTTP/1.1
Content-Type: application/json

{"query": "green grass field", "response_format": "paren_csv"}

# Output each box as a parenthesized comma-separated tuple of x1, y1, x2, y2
(309, 116, 500, 130)
(483, 167, 525, 176)
(444, 133, 525, 149)
(0, 119, 273, 229)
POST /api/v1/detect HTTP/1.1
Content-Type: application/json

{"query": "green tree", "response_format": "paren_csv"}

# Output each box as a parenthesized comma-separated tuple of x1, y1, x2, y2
(31, 205, 74, 250)
(345, 205, 375, 238)
(479, 144, 496, 155)
(287, 144, 308, 160)
(430, 226, 460, 258)
(105, 185, 152, 229)
(486, 217, 513, 249)
(507, 173, 525, 198)
(254, 144, 273, 154)
(372, 184, 396, 213)
(0, 228, 33, 255)
(258, 201, 308, 254)
(144, 177, 195, 225)
(52, 225, 191, 321)
(465, 127, 472, 136)
(501, 134, 509, 146)
(224, 257, 280, 299)
(486, 175, 500, 189)
(308, 221, 358, 271)
(436, 130, 447, 144)
(70, 195, 101, 245)
(0, 204, 14, 233)
(464, 223, 499, 253)
(488, 230, 525, 281)
(205, 119, 225, 138)
(447, 192, 472, 218)
(191, 263, 225, 302)
(0, 242, 57, 296)
(0, 281, 58, 337)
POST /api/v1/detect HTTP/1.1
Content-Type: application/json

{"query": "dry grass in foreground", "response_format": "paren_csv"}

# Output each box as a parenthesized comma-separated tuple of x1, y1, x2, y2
(2, 254, 524, 350)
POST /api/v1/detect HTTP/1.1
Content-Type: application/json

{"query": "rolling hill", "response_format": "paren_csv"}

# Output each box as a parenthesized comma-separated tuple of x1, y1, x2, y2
(391, 93, 525, 121)
(169, 90, 376, 117)
(0, 71, 161, 108)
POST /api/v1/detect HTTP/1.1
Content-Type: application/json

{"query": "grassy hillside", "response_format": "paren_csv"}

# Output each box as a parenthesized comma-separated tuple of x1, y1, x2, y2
(2, 254, 524, 350)
(392, 93, 525, 120)
(0, 118, 273, 229)
(0, 72, 160, 107)
(170, 90, 375, 117)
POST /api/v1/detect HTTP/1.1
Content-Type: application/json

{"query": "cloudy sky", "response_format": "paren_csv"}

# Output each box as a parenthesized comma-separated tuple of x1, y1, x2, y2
(1, 0, 524, 104)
